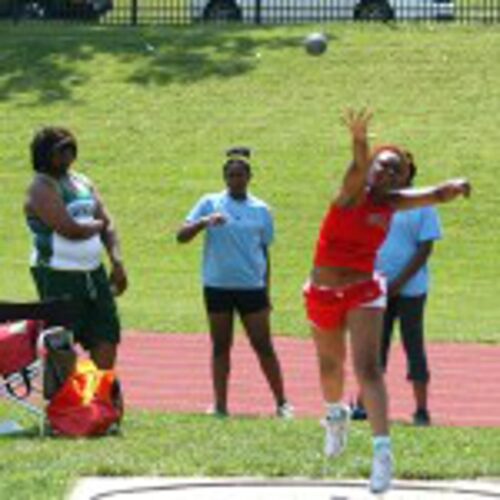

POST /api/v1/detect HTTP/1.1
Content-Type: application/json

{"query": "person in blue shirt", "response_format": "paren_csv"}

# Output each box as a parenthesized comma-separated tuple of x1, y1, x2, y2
(176, 147, 292, 419)
(352, 151, 441, 426)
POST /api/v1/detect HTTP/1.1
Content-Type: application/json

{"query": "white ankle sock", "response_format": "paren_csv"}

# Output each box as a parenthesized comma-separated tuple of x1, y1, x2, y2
(373, 435, 392, 453)
(325, 402, 348, 420)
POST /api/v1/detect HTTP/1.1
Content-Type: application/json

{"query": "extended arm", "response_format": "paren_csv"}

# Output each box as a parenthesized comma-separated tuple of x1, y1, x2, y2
(27, 177, 104, 240)
(386, 178, 472, 210)
(335, 108, 372, 207)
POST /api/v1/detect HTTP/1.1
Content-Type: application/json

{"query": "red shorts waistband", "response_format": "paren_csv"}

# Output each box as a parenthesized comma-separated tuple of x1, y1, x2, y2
(303, 275, 386, 331)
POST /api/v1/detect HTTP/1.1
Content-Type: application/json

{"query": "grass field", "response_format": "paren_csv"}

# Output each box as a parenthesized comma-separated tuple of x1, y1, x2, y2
(0, 23, 499, 499)
(1, 409, 500, 499)
(1, 22, 499, 341)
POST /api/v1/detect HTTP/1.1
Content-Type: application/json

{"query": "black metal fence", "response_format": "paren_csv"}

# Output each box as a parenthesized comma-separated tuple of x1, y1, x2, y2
(2, 0, 500, 24)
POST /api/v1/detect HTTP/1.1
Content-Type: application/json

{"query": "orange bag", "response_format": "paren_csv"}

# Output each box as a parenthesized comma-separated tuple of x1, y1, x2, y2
(46, 359, 123, 437)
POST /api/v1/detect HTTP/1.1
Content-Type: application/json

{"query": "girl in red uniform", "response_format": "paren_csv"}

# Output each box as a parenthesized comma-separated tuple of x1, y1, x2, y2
(306, 109, 470, 494)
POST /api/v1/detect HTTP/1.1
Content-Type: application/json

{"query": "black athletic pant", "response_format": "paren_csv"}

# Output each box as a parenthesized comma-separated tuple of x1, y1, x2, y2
(380, 294, 430, 383)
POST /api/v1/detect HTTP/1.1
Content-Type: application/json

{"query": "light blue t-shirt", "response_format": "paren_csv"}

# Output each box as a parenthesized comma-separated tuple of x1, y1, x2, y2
(375, 206, 442, 297)
(186, 191, 274, 289)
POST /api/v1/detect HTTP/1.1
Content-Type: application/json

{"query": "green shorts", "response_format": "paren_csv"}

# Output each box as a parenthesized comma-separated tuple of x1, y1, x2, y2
(31, 265, 121, 350)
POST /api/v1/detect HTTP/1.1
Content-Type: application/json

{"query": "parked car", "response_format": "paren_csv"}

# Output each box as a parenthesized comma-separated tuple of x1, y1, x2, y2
(191, 0, 454, 22)
(0, 0, 112, 19)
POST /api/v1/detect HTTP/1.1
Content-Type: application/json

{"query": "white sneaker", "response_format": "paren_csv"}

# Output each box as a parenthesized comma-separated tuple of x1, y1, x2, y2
(369, 448, 393, 494)
(321, 404, 350, 458)
(276, 402, 294, 420)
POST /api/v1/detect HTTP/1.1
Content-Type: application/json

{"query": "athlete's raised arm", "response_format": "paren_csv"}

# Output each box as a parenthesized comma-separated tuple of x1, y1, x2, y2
(335, 108, 372, 207)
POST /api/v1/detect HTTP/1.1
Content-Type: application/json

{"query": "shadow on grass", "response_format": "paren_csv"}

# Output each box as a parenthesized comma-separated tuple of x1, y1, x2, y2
(0, 23, 310, 104)
(0, 425, 125, 440)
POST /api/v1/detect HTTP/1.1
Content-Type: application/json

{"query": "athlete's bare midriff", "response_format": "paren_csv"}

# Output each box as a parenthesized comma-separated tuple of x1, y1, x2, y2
(310, 266, 372, 289)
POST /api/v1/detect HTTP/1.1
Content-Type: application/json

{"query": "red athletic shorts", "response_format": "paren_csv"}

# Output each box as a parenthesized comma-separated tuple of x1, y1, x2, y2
(303, 274, 386, 331)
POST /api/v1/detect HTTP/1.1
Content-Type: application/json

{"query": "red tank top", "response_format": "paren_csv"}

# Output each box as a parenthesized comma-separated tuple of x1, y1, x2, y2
(313, 193, 394, 273)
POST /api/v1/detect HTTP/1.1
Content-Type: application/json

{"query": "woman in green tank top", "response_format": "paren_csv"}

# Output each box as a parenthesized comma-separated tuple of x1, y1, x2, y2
(25, 126, 128, 370)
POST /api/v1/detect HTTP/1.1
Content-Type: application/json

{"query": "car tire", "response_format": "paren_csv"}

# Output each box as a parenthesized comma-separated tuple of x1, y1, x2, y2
(202, 0, 242, 21)
(353, 0, 395, 21)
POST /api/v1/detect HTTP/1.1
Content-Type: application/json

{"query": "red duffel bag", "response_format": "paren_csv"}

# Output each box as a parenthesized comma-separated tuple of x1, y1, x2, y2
(46, 359, 123, 437)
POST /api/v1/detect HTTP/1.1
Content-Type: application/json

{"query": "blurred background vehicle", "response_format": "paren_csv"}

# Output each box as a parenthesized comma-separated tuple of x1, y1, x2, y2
(191, 0, 454, 23)
(0, 0, 112, 19)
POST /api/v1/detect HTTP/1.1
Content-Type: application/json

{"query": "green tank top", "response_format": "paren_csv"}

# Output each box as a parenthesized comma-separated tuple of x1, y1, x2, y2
(27, 172, 103, 270)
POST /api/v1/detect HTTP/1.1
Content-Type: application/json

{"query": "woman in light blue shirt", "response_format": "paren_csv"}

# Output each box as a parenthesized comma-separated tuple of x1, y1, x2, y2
(352, 152, 442, 426)
(376, 154, 441, 426)
(176, 147, 292, 419)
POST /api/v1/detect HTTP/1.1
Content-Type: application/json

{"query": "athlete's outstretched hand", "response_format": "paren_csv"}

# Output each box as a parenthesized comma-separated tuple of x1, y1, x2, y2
(343, 108, 372, 141)
(436, 178, 472, 202)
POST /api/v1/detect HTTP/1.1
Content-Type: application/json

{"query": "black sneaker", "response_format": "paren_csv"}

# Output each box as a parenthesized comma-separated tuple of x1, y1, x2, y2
(413, 408, 431, 426)
(350, 404, 367, 421)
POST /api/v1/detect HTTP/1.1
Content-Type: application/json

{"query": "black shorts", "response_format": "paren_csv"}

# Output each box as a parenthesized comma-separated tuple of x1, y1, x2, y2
(203, 287, 269, 316)
(31, 265, 121, 350)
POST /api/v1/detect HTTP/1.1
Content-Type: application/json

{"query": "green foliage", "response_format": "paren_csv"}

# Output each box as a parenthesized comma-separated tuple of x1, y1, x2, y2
(1, 23, 499, 342)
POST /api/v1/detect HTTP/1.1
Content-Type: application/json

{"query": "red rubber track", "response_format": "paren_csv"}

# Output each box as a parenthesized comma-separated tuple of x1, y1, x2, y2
(119, 332, 500, 427)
